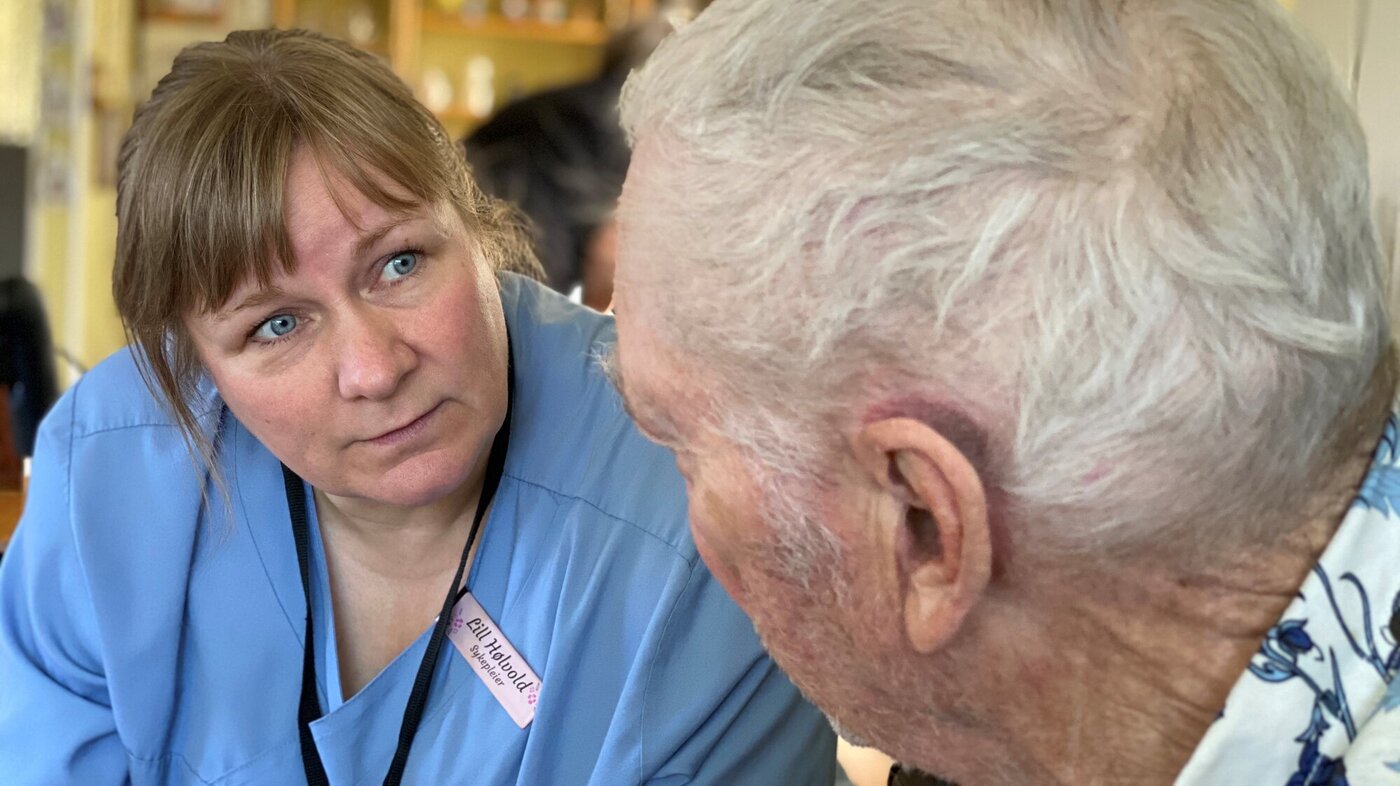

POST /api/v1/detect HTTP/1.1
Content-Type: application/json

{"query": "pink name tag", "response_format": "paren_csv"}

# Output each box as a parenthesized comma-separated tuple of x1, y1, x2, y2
(447, 593, 541, 728)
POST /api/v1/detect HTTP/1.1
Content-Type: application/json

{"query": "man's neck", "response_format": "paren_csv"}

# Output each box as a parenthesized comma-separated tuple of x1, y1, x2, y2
(1008, 445, 1376, 784)
(1023, 554, 1320, 782)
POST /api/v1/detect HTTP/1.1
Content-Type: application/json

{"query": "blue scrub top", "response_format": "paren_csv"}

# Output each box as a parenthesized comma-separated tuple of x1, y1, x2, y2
(0, 275, 835, 785)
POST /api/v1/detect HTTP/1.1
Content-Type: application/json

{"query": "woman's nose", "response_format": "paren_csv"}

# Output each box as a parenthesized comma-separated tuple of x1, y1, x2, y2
(336, 307, 418, 401)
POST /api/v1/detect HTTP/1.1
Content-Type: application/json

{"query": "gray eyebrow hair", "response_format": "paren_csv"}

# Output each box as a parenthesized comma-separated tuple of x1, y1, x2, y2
(595, 345, 649, 427)
(595, 344, 684, 446)
(595, 345, 623, 390)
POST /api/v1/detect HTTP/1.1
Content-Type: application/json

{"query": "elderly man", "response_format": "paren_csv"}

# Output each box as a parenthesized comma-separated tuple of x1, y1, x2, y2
(609, 0, 1400, 783)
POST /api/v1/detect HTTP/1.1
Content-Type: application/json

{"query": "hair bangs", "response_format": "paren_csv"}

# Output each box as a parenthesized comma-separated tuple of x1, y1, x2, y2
(175, 96, 298, 317)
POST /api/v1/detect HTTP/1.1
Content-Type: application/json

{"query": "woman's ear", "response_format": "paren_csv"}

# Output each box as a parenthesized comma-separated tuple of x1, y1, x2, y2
(853, 417, 993, 654)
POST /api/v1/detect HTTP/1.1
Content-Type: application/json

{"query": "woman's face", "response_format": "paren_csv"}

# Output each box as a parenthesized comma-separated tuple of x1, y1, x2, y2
(186, 147, 508, 508)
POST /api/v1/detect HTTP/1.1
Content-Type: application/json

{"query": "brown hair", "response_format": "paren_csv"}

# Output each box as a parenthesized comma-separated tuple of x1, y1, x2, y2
(113, 28, 538, 472)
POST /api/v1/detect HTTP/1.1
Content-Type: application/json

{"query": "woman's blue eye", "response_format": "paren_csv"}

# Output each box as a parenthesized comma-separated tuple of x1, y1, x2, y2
(383, 251, 419, 282)
(253, 314, 298, 342)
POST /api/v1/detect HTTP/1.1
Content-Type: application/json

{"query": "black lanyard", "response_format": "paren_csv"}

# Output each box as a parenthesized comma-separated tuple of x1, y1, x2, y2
(281, 373, 512, 786)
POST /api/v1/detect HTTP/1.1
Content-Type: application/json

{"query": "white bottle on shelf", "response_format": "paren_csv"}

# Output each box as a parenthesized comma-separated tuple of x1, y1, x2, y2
(464, 55, 496, 119)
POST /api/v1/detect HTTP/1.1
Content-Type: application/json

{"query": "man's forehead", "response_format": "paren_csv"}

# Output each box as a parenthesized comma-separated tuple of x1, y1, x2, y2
(624, 134, 669, 179)
(615, 135, 682, 260)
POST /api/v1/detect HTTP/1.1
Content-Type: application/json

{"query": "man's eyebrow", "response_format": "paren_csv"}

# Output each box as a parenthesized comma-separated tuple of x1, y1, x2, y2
(599, 347, 625, 394)
(603, 353, 645, 422)
(622, 395, 675, 446)
(620, 380, 683, 445)
(602, 352, 671, 440)
(618, 385, 659, 434)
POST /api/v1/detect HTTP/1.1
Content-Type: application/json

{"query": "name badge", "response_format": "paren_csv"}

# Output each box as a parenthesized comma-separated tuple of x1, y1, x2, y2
(447, 593, 542, 728)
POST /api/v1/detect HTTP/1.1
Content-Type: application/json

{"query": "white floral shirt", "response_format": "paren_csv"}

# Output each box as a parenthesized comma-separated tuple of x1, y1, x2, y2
(1176, 415, 1400, 785)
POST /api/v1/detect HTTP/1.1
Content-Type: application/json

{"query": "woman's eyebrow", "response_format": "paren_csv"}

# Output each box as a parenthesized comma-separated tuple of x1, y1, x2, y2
(354, 216, 418, 258)
(218, 285, 289, 322)
(214, 215, 438, 323)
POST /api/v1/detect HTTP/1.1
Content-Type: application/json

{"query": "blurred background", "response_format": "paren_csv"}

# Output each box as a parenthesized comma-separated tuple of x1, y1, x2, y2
(0, 0, 1394, 392)
(0, 0, 702, 388)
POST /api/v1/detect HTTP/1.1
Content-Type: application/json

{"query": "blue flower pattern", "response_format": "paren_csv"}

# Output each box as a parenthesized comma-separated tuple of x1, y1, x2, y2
(1356, 420, 1400, 517)
(1176, 414, 1400, 785)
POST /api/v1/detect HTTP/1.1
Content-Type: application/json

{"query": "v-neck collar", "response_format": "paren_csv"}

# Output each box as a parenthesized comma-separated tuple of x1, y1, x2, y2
(235, 417, 510, 709)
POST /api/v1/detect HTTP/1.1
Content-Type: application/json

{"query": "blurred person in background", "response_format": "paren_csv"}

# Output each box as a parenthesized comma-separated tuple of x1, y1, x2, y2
(610, 0, 1400, 783)
(0, 28, 834, 784)
(463, 19, 671, 311)
(0, 277, 59, 464)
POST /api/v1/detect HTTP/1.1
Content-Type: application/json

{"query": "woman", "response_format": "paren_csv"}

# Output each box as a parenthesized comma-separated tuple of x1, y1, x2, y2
(0, 29, 834, 784)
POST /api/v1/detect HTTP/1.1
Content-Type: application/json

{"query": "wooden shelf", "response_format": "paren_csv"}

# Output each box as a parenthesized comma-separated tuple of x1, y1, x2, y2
(140, 8, 224, 24)
(0, 490, 22, 551)
(421, 9, 609, 46)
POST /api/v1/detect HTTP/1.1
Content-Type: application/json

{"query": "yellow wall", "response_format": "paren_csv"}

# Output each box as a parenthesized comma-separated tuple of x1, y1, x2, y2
(78, 0, 136, 369)
(33, 206, 70, 345)
(82, 189, 125, 366)
(29, 0, 134, 378)
(0, 1, 40, 145)
(28, 0, 82, 385)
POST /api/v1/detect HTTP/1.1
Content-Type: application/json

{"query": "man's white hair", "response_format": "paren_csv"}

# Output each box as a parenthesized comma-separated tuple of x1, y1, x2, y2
(618, 0, 1390, 562)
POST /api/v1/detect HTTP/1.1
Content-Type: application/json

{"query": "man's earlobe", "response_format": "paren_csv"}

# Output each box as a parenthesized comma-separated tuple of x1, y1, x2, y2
(854, 417, 993, 654)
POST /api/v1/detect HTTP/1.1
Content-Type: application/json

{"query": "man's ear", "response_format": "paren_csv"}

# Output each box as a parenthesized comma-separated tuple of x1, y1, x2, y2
(853, 417, 992, 654)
